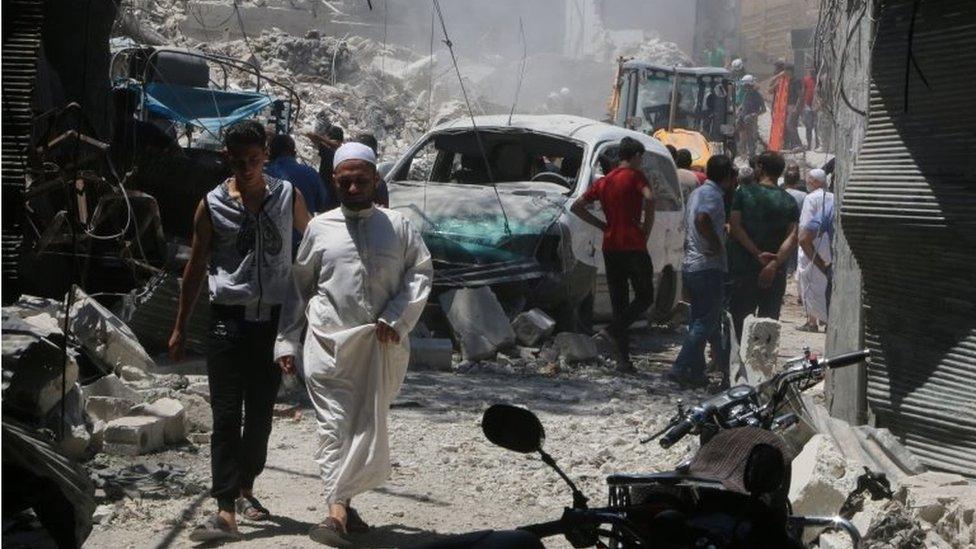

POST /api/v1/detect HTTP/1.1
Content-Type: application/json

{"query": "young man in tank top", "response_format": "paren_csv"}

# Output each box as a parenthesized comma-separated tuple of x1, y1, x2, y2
(168, 120, 311, 542)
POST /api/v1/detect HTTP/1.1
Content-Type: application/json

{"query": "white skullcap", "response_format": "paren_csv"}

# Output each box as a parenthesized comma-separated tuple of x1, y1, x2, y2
(808, 168, 827, 183)
(333, 142, 376, 170)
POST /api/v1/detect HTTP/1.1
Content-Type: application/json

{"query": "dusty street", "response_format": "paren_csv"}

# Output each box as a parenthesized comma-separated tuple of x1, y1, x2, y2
(86, 283, 823, 549)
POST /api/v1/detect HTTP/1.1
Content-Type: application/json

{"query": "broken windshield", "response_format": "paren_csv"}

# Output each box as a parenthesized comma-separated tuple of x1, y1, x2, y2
(393, 128, 585, 193)
(634, 71, 700, 133)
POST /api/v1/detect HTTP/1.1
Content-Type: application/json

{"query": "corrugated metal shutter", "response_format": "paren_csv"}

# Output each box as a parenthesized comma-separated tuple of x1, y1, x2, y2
(842, 0, 976, 476)
(1, 0, 44, 304)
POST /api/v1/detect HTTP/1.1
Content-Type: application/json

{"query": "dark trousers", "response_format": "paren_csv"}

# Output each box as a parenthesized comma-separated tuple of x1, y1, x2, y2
(604, 250, 654, 360)
(673, 269, 726, 381)
(729, 269, 788, 343)
(207, 306, 282, 512)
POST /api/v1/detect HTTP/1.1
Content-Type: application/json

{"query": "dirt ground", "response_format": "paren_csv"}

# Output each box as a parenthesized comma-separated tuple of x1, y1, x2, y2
(85, 280, 824, 549)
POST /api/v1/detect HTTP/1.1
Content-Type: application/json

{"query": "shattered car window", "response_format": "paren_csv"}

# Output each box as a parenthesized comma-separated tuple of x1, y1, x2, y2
(394, 129, 584, 192)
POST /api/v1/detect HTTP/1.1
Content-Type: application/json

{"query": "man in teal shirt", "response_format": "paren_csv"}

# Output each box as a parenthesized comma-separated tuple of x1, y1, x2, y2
(727, 151, 799, 340)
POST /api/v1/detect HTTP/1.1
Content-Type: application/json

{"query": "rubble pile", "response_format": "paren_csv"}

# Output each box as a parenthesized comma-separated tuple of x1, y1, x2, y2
(617, 34, 692, 67)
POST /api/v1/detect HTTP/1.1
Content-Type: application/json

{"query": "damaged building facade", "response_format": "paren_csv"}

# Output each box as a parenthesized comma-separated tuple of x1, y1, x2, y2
(824, 0, 976, 477)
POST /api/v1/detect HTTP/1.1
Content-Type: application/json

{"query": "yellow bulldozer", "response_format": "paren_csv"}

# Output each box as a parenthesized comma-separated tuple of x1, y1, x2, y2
(608, 59, 736, 170)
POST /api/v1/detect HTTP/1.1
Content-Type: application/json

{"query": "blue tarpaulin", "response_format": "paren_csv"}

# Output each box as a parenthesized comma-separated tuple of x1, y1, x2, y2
(136, 82, 272, 135)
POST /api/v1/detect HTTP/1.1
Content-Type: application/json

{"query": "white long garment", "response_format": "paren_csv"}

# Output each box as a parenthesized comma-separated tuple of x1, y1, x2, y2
(275, 205, 432, 504)
(796, 189, 834, 321)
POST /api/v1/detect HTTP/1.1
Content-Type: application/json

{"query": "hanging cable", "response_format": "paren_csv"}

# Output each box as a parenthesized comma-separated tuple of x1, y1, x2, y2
(426, 3, 435, 130)
(507, 17, 527, 126)
(431, 0, 511, 236)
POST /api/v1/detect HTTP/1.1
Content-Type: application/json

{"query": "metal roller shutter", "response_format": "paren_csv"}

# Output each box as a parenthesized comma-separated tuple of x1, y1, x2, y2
(842, 0, 976, 475)
(1, 0, 44, 304)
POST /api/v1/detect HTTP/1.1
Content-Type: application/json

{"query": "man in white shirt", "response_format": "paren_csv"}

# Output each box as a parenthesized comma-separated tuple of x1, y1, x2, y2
(275, 142, 433, 546)
(796, 168, 834, 331)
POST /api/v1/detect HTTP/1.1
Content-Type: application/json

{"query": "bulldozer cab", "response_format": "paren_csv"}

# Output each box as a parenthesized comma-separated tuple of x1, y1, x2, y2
(610, 61, 736, 166)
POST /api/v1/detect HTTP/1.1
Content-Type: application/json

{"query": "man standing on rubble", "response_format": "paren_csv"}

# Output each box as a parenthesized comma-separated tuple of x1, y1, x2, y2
(570, 136, 655, 373)
(670, 155, 736, 388)
(727, 151, 798, 340)
(275, 142, 432, 546)
(168, 120, 311, 542)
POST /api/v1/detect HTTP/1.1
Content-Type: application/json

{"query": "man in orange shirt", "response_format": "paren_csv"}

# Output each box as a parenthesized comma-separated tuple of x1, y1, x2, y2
(571, 137, 655, 372)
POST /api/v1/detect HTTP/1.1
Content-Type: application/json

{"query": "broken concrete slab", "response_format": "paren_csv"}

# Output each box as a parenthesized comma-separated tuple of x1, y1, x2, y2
(439, 287, 516, 362)
(130, 398, 187, 445)
(118, 364, 153, 383)
(69, 286, 155, 374)
(90, 420, 106, 455)
(103, 415, 166, 456)
(511, 308, 556, 347)
(2, 313, 80, 419)
(178, 393, 212, 433)
(409, 337, 453, 371)
(790, 434, 859, 541)
(554, 332, 598, 363)
(735, 315, 781, 384)
(45, 383, 92, 460)
(85, 396, 136, 424)
(81, 374, 142, 404)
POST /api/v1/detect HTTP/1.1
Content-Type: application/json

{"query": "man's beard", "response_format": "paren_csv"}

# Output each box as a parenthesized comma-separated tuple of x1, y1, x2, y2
(342, 196, 372, 210)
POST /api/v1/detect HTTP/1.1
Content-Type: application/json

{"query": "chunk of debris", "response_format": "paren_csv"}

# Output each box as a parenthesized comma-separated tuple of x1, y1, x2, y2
(189, 432, 211, 445)
(736, 315, 781, 384)
(409, 337, 454, 371)
(178, 393, 212, 433)
(49, 384, 93, 461)
(81, 374, 142, 404)
(118, 364, 153, 383)
(511, 308, 557, 347)
(185, 381, 210, 402)
(790, 434, 860, 542)
(2, 313, 80, 418)
(554, 332, 599, 363)
(69, 286, 155, 375)
(103, 416, 166, 456)
(439, 287, 516, 362)
(129, 398, 187, 445)
(273, 402, 300, 418)
(92, 504, 115, 525)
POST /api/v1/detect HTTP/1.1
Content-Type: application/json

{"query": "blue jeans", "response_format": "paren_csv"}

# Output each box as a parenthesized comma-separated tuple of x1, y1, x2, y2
(673, 269, 726, 381)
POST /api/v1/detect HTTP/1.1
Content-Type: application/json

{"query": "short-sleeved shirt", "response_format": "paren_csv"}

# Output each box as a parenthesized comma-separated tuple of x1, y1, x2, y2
(683, 180, 727, 273)
(729, 183, 800, 275)
(798, 189, 835, 266)
(582, 166, 650, 252)
(265, 156, 326, 214)
(785, 187, 807, 213)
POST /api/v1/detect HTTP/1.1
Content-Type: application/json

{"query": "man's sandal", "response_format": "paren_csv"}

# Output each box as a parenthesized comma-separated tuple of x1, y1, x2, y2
(188, 514, 242, 543)
(235, 495, 271, 521)
(309, 517, 351, 547)
(346, 506, 370, 533)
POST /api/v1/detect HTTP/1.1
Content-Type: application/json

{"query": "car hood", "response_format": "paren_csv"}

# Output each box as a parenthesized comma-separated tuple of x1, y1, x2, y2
(387, 181, 570, 266)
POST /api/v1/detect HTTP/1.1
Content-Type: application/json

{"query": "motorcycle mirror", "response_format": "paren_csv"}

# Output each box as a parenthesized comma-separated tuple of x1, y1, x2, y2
(482, 404, 545, 454)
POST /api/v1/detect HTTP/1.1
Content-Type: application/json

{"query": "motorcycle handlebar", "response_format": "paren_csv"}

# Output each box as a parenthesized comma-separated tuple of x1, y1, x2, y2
(659, 418, 695, 448)
(519, 520, 566, 538)
(820, 349, 870, 370)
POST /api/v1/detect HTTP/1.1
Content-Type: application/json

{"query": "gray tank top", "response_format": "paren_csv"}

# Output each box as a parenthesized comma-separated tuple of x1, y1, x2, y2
(205, 175, 294, 321)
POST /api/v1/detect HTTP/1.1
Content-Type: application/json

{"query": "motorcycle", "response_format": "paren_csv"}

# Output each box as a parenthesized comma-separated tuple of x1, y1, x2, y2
(418, 349, 870, 549)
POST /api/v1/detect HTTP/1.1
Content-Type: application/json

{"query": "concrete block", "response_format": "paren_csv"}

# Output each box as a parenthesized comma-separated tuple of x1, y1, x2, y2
(554, 332, 598, 363)
(1, 313, 80, 418)
(90, 420, 106, 454)
(92, 504, 115, 525)
(178, 393, 212, 433)
(789, 434, 859, 542)
(130, 398, 187, 444)
(69, 286, 155, 374)
(85, 396, 136, 423)
(408, 337, 453, 371)
(736, 315, 781, 384)
(511, 308, 556, 347)
(103, 415, 165, 455)
(81, 374, 142, 404)
(439, 287, 516, 361)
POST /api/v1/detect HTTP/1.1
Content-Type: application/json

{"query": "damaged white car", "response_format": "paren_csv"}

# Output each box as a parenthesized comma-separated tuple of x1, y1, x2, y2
(386, 115, 684, 331)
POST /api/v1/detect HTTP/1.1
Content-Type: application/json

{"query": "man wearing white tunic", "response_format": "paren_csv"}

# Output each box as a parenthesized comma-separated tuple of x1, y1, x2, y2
(274, 142, 432, 546)
(796, 168, 834, 332)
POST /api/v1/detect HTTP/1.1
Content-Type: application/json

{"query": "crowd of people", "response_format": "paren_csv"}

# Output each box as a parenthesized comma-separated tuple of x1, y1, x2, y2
(667, 149, 835, 388)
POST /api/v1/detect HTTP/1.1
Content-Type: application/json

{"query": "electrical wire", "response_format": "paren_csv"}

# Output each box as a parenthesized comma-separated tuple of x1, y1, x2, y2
(431, 0, 511, 236)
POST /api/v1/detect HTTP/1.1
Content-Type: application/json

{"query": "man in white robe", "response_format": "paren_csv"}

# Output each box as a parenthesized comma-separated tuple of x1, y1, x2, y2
(796, 168, 834, 331)
(274, 142, 432, 546)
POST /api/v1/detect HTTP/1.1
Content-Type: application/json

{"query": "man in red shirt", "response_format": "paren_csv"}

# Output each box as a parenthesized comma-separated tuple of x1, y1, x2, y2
(571, 137, 655, 372)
